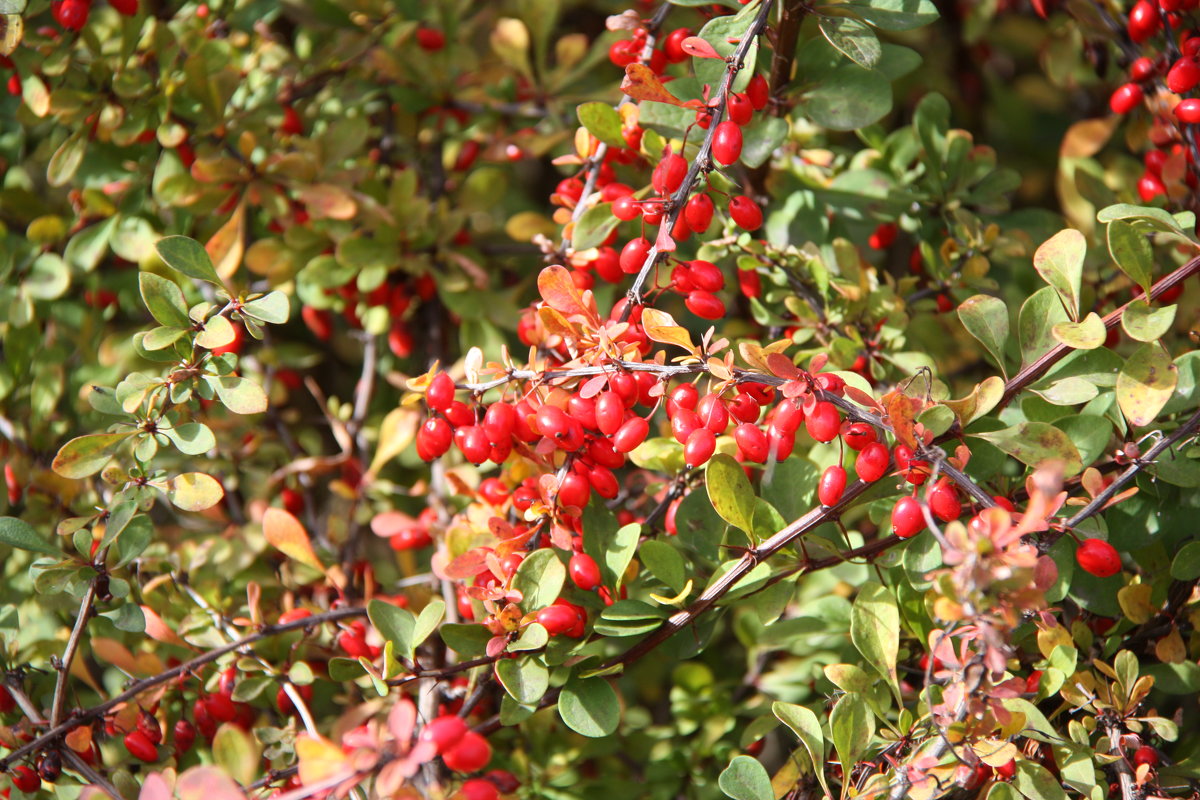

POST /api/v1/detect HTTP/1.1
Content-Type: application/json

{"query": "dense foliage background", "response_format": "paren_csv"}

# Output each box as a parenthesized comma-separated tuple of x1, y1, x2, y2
(2, 0, 1200, 799)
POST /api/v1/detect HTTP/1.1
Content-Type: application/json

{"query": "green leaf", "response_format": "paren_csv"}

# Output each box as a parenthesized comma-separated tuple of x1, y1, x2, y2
(0, 1, 27, 13)
(1098, 203, 1188, 236)
(706, 453, 756, 535)
(65, 215, 119, 272)
(369, 599, 416, 659)
(1117, 343, 1177, 427)
(212, 724, 261, 787)
(195, 315, 235, 350)
(0, 517, 61, 557)
(1033, 228, 1085, 320)
(1013, 760, 1068, 800)
(509, 622, 549, 652)
(957, 294, 1010, 375)
(772, 701, 830, 797)
(143, 326, 189, 351)
(52, 432, 132, 479)
(717, 755, 773, 800)
(819, 15, 881, 69)
(209, 376, 269, 415)
(1171, 542, 1200, 580)
(413, 599, 445, 649)
(572, 202, 621, 251)
(639, 540, 688, 594)
(739, 117, 789, 169)
(496, 657, 550, 705)
(328, 657, 366, 681)
(440, 623, 492, 657)
(577, 101, 625, 148)
(693, 2, 759, 93)
(1107, 219, 1154, 295)
(113, 515, 152, 569)
(512, 548, 566, 610)
(558, 677, 620, 737)
(241, 291, 290, 324)
(840, 0, 939, 30)
(139, 272, 192, 329)
(156, 235, 224, 286)
(161, 472, 225, 511)
(971, 422, 1083, 476)
(830, 693, 874, 768)
(163, 422, 216, 455)
(850, 582, 900, 696)
(802, 59, 892, 131)
(47, 132, 87, 188)
(1051, 312, 1106, 350)
(1018, 286, 1070, 368)
(1122, 299, 1176, 343)
(26, 253, 70, 300)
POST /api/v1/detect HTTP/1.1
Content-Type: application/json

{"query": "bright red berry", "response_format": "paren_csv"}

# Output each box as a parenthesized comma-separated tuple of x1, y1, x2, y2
(442, 730, 492, 773)
(891, 496, 926, 539)
(535, 604, 579, 636)
(684, 428, 717, 468)
(728, 195, 762, 230)
(842, 422, 876, 451)
(746, 74, 769, 110)
(663, 28, 690, 63)
(805, 402, 841, 443)
(1133, 746, 1159, 768)
(1109, 83, 1143, 115)
(1076, 538, 1121, 578)
(426, 373, 456, 411)
(818, 466, 847, 507)
(569, 553, 601, 591)
(416, 27, 446, 52)
(460, 779, 500, 800)
(727, 93, 754, 125)
(734, 423, 769, 463)
(620, 237, 652, 274)
(1127, 0, 1160, 42)
(928, 480, 962, 522)
(52, 0, 90, 31)
(1176, 98, 1200, 124)
(11, 766, 39, 793)
(684, 194, 715, 233)
(123, 729, 158, 763)
(420, 715, 468, 753)
(685, 290, 725, 319)
(712, 121, 743, 166)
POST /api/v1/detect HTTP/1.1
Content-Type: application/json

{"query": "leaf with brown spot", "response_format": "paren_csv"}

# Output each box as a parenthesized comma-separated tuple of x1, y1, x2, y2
(621, 63, 684, 106)
(971, 422, 1083, 476)
(1117, 344, 1177, 427)
(943, 375, 1004, 427)
(882, 391, 922, 449)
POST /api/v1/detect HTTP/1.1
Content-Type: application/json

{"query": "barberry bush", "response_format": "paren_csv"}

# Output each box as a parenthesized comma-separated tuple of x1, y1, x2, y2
(2, 0, 1200, 798)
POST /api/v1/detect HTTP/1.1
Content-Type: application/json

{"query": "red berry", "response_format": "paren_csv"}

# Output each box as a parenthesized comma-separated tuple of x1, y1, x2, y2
(569, 553, 602, 591)
(280, 105, 303, 136)
(652, 153, 688, 195)
(1076, 538, 1121, 578)
(535, 604, 579, 636)
(746, 74, 769, 110)
(454, 426, 491, 465)
(53, 0, 90, 31)
(123, 729, 158, 763)
(728, 195, 763, 230)
(1168, 56, 1200, 93)
(684, 428, 717, 468)
(1128, 0, 1160, 42)
(734, 423, 769, 463)
(609, 39, 638, 68)
(685, 290, 725, 319)
(663, 28, 690, 63)
(818, 466, 847, 507)
(684, 194, 715, 233)
(557, 472, 590, 509)
(417, 417, 454, 461)
(416, 27, 446, 52)
(138, 710, 162, 745)
(426, 373, 456, 411)
(842, 422, 876, 451)
(712, 120, 743, 166)
(805, 402, 841, 443)
(928, 480, 962, 522)
(173, 720, 196, 754)
(1109, 83, 1143, 115)
(996, 760, 1016, 781)
(301, 306, 333, 340)
(620, 237, 652, 274)
(109, 0, 137, 14)
(0, 686, 13, 714)
(1130, 56, 1156, 82)
(1133, 746, 1159, 768)
(891, 496, 926, 539)
(612, 195, 641, 221)
(442, 730, 492, 773)
(727, 93, 754, 125)
(868, 222, 897, 250)
(689, 260, 724, 292)
(696, 394, 729, 434)
(11, 766, 39, 793)
(461, 779, 500, 800)
(737, 267, 762, 299)
(420, 715, 468, 753)
(1176, 98, 1200, 124)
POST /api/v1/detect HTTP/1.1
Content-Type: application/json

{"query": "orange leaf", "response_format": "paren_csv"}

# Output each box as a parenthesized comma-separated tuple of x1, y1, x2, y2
(765, 352, 803, 380)
(882, 391, 922, 449)
(445, 548, 490, 580)
(681, 36, 722, 59)
(537, 265, 590, 317)
(297, 183, 357, 220)
(262, 508, 325, 571)
(621, 63, 684, 106)
(140, 605, 187, 646)
(207, 200, 246, 280)
(640, 308, 696, 353)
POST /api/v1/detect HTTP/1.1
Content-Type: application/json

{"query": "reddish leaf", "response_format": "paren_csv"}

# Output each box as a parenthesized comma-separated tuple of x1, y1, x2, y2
(765, 352, 803, 380)
(538, 265, 590, 317)
(621, 63, 684, 106)
(681, 36, 722, 60)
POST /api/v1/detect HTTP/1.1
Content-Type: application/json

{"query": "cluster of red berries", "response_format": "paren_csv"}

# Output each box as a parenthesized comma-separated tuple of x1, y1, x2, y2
(299, 272, 436, 360)
(1107, 0, 1200, 200)
(51, 0, 137, 31)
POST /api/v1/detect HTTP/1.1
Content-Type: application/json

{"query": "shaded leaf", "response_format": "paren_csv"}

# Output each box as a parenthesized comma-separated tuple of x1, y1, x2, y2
(717, 755, 773, 800)
(850, 582, 900, 695)
(496, 657, 549, 705)
(1107, 219, 1154, 295)
(577, 102, 625, 148)
(773, 701, 831, 797)
(156, 235, 224, 286)
(139, 272, 191, 329)
(558, 677, 620, 737)
(1019, 286, 1070, 367)
(0, 516, 60, 556)
(1122, 299, 1176, 343)
(52, 432, 132, 479)
(819, 15, 881, 69)
(958, 294, 1009, 375)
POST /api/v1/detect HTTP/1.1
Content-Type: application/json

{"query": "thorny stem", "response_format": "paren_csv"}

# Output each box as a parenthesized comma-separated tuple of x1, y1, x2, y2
(50, 580, 99, 730)
(0, 606, 367, 772)
(623, 0, 779, 312)
(998, 253, 1200, 411)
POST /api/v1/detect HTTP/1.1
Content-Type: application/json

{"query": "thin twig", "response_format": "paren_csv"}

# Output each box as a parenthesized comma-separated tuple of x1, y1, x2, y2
(50, 581, 99, 729)
(0, 606, 367, 771)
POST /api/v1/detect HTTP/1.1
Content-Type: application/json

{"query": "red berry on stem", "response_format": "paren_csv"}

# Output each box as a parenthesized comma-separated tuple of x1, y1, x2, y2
(612, 195, 641, 221)
(443, 730, 492, 773)
(663, 28, 690, 63)
(685, 290, 725, 319)
(712, 120, 743, 166)
(173, 719, 196, 754)
(416, 27, 446, 52)
(11, 766, 40, 793)
(928, 480, 962, 522)
(746, 74, 769, 110)
(535, 604, 578, 636)
(461, 779, 500, 800)
(818, 465, 847, 507)
(891, 496, 926, 538)
(420, 715, 468, 753)
(805, 402, 841, 443)
(620, 237, 652, 274)
(53, 0, 90, 31)
(1127, 0, 1160, 42)
(652, 153, 687, 195)
(729, 195, 762, 230)
(1176, 98, 1200, 124)
(727, 93, 754, 125)
(426, 372, 456, 411)
(124, 729, 158, 763)
(684, 194, 715, 233)
(842, 422, 876, 451)
(613, 416, 649, 453)
(734, 423, 769, 463)
(1133, 746, 1159, 768)
(1076, 538, 1121, 577)
(1130, 56, 1155, 82)
(569, 552, 602, 591)
(1109, 83, 1143, 115)
(109, 0, 138, 14)
(684, 428, 717, 467)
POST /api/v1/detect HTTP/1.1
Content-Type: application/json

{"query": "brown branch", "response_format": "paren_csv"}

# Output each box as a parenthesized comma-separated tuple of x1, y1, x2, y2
(747, 0, 806, 193)
(998, 253, 1200, 411)
(50, 580, 98, 729)
(0, 606, 367, 772)
(624, 0, 779, 309)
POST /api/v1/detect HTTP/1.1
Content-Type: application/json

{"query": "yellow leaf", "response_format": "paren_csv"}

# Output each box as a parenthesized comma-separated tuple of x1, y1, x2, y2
(296, 735, 351, 786)
(1155, 628, 1186, 663)
(367, 406, 421, 479)
(1118, 583, 1154, 624)
(1036, 624, 1073, 658)
(262, 508, 325, 571)
(641, 308, 696, 353)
